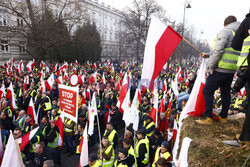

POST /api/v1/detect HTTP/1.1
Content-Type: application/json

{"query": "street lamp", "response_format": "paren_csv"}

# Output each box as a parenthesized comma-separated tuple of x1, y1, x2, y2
(182, 1, 191, 37)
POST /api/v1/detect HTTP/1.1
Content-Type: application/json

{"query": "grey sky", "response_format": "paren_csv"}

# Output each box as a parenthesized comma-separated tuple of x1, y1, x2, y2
(99, 0, 249, 48)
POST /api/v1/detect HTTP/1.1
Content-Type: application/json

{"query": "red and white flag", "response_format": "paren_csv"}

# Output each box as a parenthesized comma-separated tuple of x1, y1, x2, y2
(122, 89, 131, 126)
(27, 98, 38, 124)
(18, 60, 24, 74)
(141, 15, 182, 89)
(88, 94, 98, 136)
(55, 113, 64, 148)
(78, 74, 85, 87)
(59, 62, 68, 71)
(26, 61, 33, 72)
(45, 73, 55, 91)
(102, 73, 106, 85)
(131, 89, 141, 131)
(149, 83, 158, 126)
(39, 80, 46, 93)
(6, 82, 17, 110)
(89, 71, 97, 84)
(17, 127, 39, 151)
(53, 63, 58, 72)
(2, 131, 24, 167)
(117, 73, 129, 114)
(0, 82, 5, 100)
(79, 124, 88, 167)
(56, 76, 63, 84)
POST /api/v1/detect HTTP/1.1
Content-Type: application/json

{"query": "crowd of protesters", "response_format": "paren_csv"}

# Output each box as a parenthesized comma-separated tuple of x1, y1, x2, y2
(0, 53, 247, 167)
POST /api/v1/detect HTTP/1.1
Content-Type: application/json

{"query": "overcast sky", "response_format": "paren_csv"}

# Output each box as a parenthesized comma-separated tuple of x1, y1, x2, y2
(99, 0, 249, 47)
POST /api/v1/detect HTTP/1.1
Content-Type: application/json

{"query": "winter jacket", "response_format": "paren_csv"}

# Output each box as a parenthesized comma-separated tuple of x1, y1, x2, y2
(208, 21, 241, 73)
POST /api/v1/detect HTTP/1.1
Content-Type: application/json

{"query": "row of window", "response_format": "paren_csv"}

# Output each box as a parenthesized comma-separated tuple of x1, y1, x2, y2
(1, 40, 26, 54)
(0, 13, 24, 28)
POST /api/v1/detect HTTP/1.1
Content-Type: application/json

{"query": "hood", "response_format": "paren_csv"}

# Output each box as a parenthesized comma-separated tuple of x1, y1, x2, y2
(226, 22, 241, 32)
(246, 13, 250, 18)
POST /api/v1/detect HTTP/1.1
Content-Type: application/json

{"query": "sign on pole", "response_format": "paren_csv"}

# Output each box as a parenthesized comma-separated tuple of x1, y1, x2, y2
(59, 84, 79, 123)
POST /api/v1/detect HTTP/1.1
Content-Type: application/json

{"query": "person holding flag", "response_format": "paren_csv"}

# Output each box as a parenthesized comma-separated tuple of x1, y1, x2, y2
(98, 136, 115, 167)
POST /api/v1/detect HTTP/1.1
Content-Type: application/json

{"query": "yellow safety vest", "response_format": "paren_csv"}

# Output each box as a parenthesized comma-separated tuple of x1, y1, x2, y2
(102, 145, 115, 167)
(47, 131, 59, 148)
(91, 160, 102, 167)
(30, 135, 40, 152)
(114, 160, 128, 167)
(128, 146, 137, 167)
(135, 137, 149, 165)
(237, 35, 250, 67)
(153, 147, 171, 167)
(143, 121, 155, 137)
(64, 118, 73, 133)
(104, 129, 117, 145)
(76, 136, 82, 154)
(234, 98, 243, 109)
(44, 96, 52, 111)
(214, 30, 240, 70)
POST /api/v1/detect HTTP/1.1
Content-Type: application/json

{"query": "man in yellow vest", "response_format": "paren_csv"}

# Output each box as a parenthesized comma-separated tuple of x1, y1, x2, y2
(88, 153, 101, 167)
(223, 12, 250, 146)
(99, 136, 115, 167)
(114, 148, 129, 167)
(196, 16, 241, 124)
(122, 138, 136, 167)
(152, 141, 172, 167)
(135, 129, 149, 167)
(143, 115, 156, 137)
(64, 117, 75, 154)
(103, 122, 118, 149)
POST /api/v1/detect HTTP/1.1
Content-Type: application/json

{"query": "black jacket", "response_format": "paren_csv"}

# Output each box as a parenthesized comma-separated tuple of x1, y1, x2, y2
(232, 13, 250, 51)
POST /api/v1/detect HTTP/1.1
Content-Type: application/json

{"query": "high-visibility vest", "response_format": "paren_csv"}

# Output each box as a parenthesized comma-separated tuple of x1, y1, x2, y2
(237, 35, 250, 67)
(76, 136, 82, 154)
(114, 160, 128, 167)
(2, 106, 13, 118)
(17, 88, 23, 98)
(30, 135, 40, 152)
(30, 90, 36, 97)
(102, 145, 115, 167)
(44, 96, 52, 111)
(135, 137, 149, 165)
(48, 131, 59, 148)
(234, 98, 243, 109)
(213, 30, 241, 70)
(16, 116, 25, 129)
(50, 115, 59, 121)
(104, 129, 117, 145)
(64, 118, 73, 133)
(143, 121, 155, 137)
(152, 147, 171, 167)
(128, 146, 137, 167)
(91, 160, 102, 167)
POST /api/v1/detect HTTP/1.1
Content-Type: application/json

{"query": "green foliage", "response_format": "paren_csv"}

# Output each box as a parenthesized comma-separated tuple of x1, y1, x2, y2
(72, 21, 102, 63)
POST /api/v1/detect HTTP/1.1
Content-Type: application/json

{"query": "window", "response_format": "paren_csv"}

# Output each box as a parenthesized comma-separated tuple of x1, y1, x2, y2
(1, 39, 9, 53)
(17, 17, 23, 28)
(19, 43, 26, 53)
(0, 13, 7, 26)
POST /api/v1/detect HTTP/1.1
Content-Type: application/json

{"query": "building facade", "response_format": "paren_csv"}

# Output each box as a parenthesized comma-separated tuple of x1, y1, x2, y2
(0, 0, 132, 63)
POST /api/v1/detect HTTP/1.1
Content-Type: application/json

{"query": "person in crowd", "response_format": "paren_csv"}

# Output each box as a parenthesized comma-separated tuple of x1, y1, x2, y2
(0, 111, 14, 131)
(122, 138, 136, 167)
(64, 117, 76, 154)
(99, 136, 115, 167)
(143, 115, 155, 137)
(196, 16, 241, 124)
(114, 148, 129, 167)
(43, 160, 54, 167)
(135, 129, 149, 167)
(103, 122, 118, 149)
(88, 153, 101, 167)
(152, 141, 172, 167)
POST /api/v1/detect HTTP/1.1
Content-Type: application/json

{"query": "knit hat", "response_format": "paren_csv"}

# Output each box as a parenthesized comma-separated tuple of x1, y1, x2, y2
(89, 153, 98, 162)
(136, 129, 146, 136)
(119, 148, 128, 157)
(161, 141, 169, 149)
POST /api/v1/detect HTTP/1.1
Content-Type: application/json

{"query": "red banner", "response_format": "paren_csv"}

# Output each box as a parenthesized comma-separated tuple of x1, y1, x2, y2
(59, 84, 79, 123)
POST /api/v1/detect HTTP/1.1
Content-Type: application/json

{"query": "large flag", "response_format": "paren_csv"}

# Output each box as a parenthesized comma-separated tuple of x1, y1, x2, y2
(26, 61, 33, 72)
(27, 98, 38, 124)
(79, 124, 88, 167)
(45, 73, 55, 91)
(141, 15, 182, 89)
(17, 127, 39, 151)
(2, 131, 24, 167)
(122, 89, 131, 126)
(88, 94, 98, 136)
(6, 82, 17, 110)
(89, 71, 97, 84)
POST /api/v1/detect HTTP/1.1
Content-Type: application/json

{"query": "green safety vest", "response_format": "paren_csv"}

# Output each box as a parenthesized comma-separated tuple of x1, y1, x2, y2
(152, 147, 171, 167)
(237, 35, 250, 67)
(47, 131, 59, 148)
(102, 145, 115, 167)
(104, 129, 117, 145)
(214, 30, 241, 70)
(143, 121, 155, 137)
(135, 137, 149, 165)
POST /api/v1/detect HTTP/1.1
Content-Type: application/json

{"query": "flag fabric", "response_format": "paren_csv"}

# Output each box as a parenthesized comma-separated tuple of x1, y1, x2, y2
(141, 15, 182, 89)
(89, 71, 97, 84)
(45, 73, 55, 91)
(59, 62, 68, 71)
(26, 61, 33, 72)
(17, 127, 39, 151)
(177, 137, 192, 167)
(102, 73, 106, 85)
(1, 131, 24, 167)
(55, 113, 64, 148)
(88, 94, 97, 136)
(79, 124, 88, 167)
(122, 90, 131, 126)
(0, 82, 5, 100)
(130, 89, 141, 131)
(149, 82, 158, 126)
(39, 80, 46, 93)
(27, 98, 38, 124)
(117, 73, 129, 114)
(6, 82, 17, 110)
(56, 76, 63, 84)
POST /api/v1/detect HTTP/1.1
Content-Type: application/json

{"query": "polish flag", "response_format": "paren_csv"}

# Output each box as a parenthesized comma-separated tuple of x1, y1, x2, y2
(88, 94, 98, 136)
(79, 124, 88, 167)
(158, 95, 165, 114)
(31, 59, 36, 68)
(2, 131, 24, 167)
(117, 73, 129, 114)
(163, 79, 167, 91)
(172, 119, 178, 141)
(122, 89, 131, 126)
(238, 87, 246, 96)
(149, 83, 158, 126)
(18, 60, 24, 74)
(27, 98, 38, 124)
(63, 69, 69, 80)
(40, 61, 46, 69)
(39, 80, 46, 93)
(59, 62, 68, 71)
(181, 59, 207, 118)
(6, 82, 17, 110)
(85, 88, 91, 101)
(55, 113, 64, 148)
(78, 74, 85, 87)
(26, 61, 33, 72)
(53, 63, 58, 72)
(141, 15, 182, 89)
(56, 76, 63, 84)
(102, 73, 106, 85)
(46, 66, 50, 73)
(131, 89, 141, 131)
(74, 60, 79, 66)
(0, 83, 5, 100)
(23, 76, 29, 93)
(92, 63, 96, 69)
(89, 71, 97, 84)
(45, 73, 55, 91)
(17, 127, 39, 151)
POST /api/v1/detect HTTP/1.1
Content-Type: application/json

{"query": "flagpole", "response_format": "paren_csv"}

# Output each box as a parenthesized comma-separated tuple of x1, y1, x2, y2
(153, 14, 201, 55)
(96, 111, 102, 154)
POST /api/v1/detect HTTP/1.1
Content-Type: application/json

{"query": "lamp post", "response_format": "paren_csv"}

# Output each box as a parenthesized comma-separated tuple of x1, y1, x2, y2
(182, 1, 191, 37)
